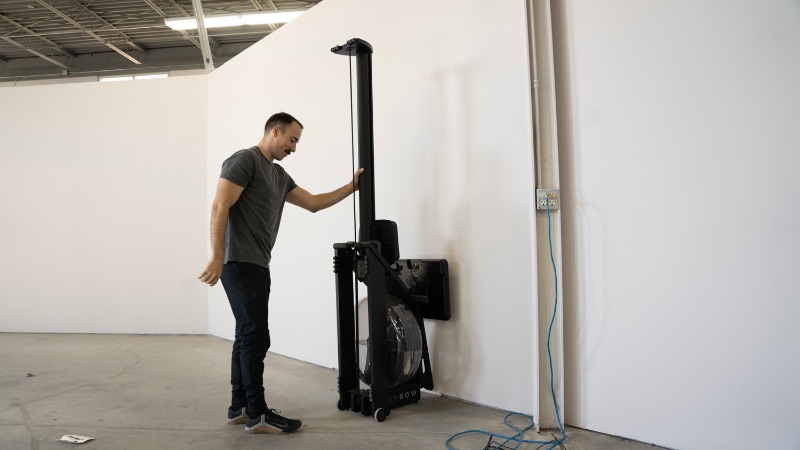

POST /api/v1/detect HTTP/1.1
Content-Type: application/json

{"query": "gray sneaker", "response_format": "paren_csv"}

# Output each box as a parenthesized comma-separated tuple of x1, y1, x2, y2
(244, 408, 302, 434)
(227, 406, 247, 425)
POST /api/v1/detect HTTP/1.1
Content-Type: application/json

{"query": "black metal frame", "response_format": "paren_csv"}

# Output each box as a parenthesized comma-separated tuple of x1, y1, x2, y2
(331, 38, 449, 422)
(333, 241, 435, 421)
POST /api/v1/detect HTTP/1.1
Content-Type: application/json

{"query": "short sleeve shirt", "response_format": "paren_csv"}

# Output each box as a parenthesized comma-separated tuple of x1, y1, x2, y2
(220, 146, 297, 269)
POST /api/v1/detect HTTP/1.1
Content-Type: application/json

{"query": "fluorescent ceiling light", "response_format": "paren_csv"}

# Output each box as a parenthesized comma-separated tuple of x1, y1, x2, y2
(134, 73, 169, 80)
(99, 75, 133, 82)
(165, 10, 304, 31)
(99, 73, 168, 82)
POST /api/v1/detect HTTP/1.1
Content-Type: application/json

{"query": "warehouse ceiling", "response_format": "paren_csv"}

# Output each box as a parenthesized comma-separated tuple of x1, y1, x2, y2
(0, 0, 323, 82)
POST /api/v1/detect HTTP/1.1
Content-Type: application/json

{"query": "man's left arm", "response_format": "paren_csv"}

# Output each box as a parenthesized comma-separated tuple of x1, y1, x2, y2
(286, 168, 364, 213)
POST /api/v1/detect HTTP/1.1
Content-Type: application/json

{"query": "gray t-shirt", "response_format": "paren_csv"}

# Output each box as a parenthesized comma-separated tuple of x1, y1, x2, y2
(220, 146, 297, 269)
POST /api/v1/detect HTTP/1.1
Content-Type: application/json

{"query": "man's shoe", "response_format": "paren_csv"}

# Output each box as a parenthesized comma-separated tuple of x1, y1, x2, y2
(244, 408, 302, 434)
(227, 406, 247, 425)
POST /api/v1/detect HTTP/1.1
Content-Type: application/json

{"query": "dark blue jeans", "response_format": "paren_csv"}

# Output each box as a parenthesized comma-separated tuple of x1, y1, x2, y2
(221, 261, 271, 419)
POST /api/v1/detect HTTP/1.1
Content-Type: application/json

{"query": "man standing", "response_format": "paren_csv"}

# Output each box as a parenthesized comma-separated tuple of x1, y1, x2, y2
(198, 112, 362, 434)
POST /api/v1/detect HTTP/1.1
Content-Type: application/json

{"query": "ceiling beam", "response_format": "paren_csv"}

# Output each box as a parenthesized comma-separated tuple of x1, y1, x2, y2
(0, 13, 76, 58)
(246, 1, 279, 32)
(263, 0, 279, 32)
(190, 0, 214, 72)
(161, 0, 221, 40)
(0, 36, 69, 69)
(0, 43, 253, 81)
(142, 0, 218, 50)
(58, 0, 146, 53)
(163, 0, 192, 16)
(35, 0, 143, 65)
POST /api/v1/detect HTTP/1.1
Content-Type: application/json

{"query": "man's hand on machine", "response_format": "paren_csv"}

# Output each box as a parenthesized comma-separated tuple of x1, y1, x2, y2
(198, 256, 224, 287)
(352, 168, 365, 192)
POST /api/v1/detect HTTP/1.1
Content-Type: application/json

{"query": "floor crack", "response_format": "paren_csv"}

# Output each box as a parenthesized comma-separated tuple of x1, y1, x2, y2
(107, 349, 142, 381)
(1, 348, 142, 414)
(16, 404, 39, 450)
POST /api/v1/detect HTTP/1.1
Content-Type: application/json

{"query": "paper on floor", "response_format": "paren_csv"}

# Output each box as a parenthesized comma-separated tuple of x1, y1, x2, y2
(58, 435, 94, 444)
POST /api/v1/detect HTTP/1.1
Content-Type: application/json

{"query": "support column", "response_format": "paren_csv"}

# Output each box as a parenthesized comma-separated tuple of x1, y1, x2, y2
(526, 0, 565, 432)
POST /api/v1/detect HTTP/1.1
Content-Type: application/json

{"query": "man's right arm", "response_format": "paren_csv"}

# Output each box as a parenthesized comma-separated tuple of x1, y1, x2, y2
(198, 178, 245, 286)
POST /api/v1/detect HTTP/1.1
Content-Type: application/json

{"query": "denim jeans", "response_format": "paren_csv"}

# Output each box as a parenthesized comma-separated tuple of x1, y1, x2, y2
(221, 261, 271, 419)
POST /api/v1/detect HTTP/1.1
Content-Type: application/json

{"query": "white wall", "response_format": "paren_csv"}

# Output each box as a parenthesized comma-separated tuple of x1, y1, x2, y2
(555, 1, 800, 449)
(206, 0, 539, 414)
(0, 77, 209, 334)
(1, 0, 795, 446)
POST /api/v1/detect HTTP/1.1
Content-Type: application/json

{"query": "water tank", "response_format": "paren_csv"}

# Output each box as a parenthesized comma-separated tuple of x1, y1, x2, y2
(357, 295, 423, 388)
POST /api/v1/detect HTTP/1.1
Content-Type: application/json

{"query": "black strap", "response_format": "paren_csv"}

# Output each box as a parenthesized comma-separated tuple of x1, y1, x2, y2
(348, 48, 362, 383)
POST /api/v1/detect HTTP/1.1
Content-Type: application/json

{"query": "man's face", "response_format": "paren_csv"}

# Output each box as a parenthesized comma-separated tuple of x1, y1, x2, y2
(271, 122, 302, 161)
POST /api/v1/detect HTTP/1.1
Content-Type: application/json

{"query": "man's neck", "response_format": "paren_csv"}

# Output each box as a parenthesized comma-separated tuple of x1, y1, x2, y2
(255, 142, 273, 163)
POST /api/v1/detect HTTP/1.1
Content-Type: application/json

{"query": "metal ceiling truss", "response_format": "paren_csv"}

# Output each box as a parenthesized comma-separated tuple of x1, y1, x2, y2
(142, 0, 219, 51)
(250, 0, 279, 32)
(0, 13, 73, 69)
(0, 0, 323, 82)
(34, 0, 144, 64)
(190, 0, 214, 71)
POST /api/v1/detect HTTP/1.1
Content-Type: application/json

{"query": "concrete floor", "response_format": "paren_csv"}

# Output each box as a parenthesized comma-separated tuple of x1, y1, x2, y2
(0, 334, 665, 450)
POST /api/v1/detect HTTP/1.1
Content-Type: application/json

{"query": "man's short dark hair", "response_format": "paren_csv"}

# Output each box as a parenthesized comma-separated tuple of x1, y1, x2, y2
(264, 112, 303, 134)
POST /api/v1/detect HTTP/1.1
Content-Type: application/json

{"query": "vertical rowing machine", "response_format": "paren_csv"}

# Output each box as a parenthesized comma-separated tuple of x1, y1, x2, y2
(331, 38, 451, 423)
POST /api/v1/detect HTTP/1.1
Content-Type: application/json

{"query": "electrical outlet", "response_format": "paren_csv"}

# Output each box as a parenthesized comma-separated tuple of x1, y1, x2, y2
(536, 189, 559, 211)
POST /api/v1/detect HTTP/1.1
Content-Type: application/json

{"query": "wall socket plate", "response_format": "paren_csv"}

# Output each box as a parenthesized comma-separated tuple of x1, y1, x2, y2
(536, 189, 559, 210)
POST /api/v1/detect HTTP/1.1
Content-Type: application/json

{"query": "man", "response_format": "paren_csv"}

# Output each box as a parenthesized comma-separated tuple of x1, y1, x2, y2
(198, 112, 362, 434)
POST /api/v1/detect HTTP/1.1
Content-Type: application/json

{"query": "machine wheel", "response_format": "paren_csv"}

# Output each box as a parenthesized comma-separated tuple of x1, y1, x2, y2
(337, 400, 347, 411)
(374, 408, 387, 422)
